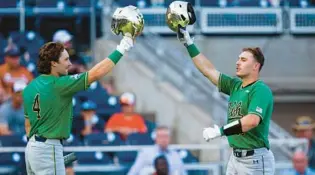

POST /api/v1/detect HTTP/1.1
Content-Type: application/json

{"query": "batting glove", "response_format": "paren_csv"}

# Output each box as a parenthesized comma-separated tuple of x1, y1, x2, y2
(116, 36, 133, 55)
(203, 125, 222, 142)
(177, 26, 194, 47)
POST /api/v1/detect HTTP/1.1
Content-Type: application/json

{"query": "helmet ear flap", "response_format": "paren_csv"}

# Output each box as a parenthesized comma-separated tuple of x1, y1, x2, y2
(187, 2, 196, 25)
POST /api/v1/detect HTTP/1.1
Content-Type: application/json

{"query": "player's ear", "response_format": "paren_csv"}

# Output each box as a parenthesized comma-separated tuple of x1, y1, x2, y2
(51, 61, 58, 67)
(253, 62, 260, 71)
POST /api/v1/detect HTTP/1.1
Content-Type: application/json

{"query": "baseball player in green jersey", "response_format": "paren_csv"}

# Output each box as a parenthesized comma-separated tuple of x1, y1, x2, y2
(22, 6, 144, 175)
(177, 27, 275, 175)
(22, 35, 136, 175)
(23, 37, 132, 174)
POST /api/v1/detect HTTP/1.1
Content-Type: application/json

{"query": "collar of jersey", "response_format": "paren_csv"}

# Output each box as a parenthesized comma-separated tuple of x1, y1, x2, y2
(241, 79, 261, 89)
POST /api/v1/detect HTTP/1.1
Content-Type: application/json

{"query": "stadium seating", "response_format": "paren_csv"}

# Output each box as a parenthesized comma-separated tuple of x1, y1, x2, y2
(69, 0, 95, 7)
(200, 0, 222, 7)
(115, 151, 138, 165)
(34, 0, 62, 8)
(227, 0, 269, 7)
(8, 31, 44, 55)
(84, 132, 123, 146)
(0, 134, 27, 147)
(125, 132, 155, 146)
(0, 152, 25, 174)
(74, 81, 121, 120)
(0, 1, 19, 8)
(63, 133, 82, 146)
(281, 0, 303, 6)
(116, 0, 144, 7)
(177, 149, 209, 175)
(76, 151, 113, 164)
(144, 119, 157, 134)
(0, 34, 7, 64)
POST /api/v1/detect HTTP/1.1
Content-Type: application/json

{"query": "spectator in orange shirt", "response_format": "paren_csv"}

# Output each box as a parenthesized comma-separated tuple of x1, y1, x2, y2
(0, 45, 33, 103)
(105, 92, 147, 139)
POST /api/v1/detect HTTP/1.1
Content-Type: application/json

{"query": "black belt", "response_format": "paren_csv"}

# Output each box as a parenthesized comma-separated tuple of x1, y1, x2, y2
(233, 148, 254, 157)
(35, 135, 63, 145)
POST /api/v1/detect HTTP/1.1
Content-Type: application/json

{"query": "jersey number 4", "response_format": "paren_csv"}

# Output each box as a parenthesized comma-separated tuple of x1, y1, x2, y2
(32, 94, 41, 119)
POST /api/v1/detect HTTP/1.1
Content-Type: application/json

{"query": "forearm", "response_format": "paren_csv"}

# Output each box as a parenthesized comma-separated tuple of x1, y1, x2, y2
(193, 54, 220, 86)
(88, 58, 116, 85)
(220, 114, 260, 136)
(240, 114, 261, 132)
(187, 44, 220, 86)
(88, 49, 123, 85)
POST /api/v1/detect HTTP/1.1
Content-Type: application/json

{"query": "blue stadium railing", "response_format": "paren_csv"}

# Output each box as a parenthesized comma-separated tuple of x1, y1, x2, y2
(0, 0, 315, 36)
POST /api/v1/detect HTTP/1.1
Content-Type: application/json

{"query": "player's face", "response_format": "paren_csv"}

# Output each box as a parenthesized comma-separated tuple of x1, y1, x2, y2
(54, 49, 72, 76)
(155, 129, 170, 149)
(236, 51, 260, 78)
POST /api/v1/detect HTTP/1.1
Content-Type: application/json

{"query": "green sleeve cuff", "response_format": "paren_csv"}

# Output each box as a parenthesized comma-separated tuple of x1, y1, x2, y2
(187, 44, 200, 58)
(108, 50, 123, 64)
(84, 72, 89, 90)
(220, 127, 225, 136)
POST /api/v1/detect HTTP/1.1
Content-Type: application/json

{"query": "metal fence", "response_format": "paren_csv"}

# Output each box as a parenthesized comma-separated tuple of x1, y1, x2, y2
(139, 7, 315, 34)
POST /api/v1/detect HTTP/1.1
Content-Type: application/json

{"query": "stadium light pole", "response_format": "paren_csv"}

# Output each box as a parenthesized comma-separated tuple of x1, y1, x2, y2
(20, 0, 25, 32)
(90, 0, 96, 60)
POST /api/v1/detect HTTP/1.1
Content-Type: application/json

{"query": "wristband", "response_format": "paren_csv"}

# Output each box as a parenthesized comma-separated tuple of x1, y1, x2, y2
(187, 44, 200, 58)
(108, 50, 123, 64)
(221, 120, 243, 136)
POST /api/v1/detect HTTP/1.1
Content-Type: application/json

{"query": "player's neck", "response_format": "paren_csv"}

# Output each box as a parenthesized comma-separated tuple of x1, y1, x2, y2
(241, 74, 259, 88)
(49, 70, 60, 77)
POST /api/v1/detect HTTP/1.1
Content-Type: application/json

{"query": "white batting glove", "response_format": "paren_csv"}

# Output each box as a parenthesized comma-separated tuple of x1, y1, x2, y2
(116, 36, 133, 55)
(203, 125, 222, 142)
(177, 27, 194, 47)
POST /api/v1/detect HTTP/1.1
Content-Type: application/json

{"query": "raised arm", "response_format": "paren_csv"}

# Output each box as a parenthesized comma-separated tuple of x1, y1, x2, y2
(87, 36, 133, 85)
(177, 28, 220, 86)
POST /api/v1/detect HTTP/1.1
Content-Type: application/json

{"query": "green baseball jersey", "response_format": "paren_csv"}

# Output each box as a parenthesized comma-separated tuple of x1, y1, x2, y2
(218, 73, 273, 149)
(23, 72, 89, 139)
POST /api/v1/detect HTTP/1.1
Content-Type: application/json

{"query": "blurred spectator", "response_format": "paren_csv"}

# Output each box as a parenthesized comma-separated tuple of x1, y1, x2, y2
(154, 155, 169, 175)
(0, 81, 27, 135)
(292, 116, 315, 169)
(53, 29, 87, 75)
(72, 100, 105, 141)
(280, 150, 315, 175)
(0, 45, 33, 103)
(127, 126, 187, 175)
(105, 92, 147, 139)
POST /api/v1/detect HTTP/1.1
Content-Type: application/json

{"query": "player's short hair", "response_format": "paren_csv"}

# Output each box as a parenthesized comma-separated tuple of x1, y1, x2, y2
(37, 42, 65, 74)
(242, 47, 265, 71)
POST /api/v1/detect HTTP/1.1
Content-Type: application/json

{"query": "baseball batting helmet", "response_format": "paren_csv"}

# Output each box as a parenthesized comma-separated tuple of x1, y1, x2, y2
(166, 1, 196, 32)
(111, 5, 144, 38)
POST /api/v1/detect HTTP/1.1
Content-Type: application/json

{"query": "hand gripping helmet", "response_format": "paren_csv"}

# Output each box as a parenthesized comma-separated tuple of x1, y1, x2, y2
(166, 1, 196, 32)
(111, 5, 144, 38)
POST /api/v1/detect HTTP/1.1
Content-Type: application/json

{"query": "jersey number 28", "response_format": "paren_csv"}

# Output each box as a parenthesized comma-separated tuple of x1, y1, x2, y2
(32, 94, 41, 119)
